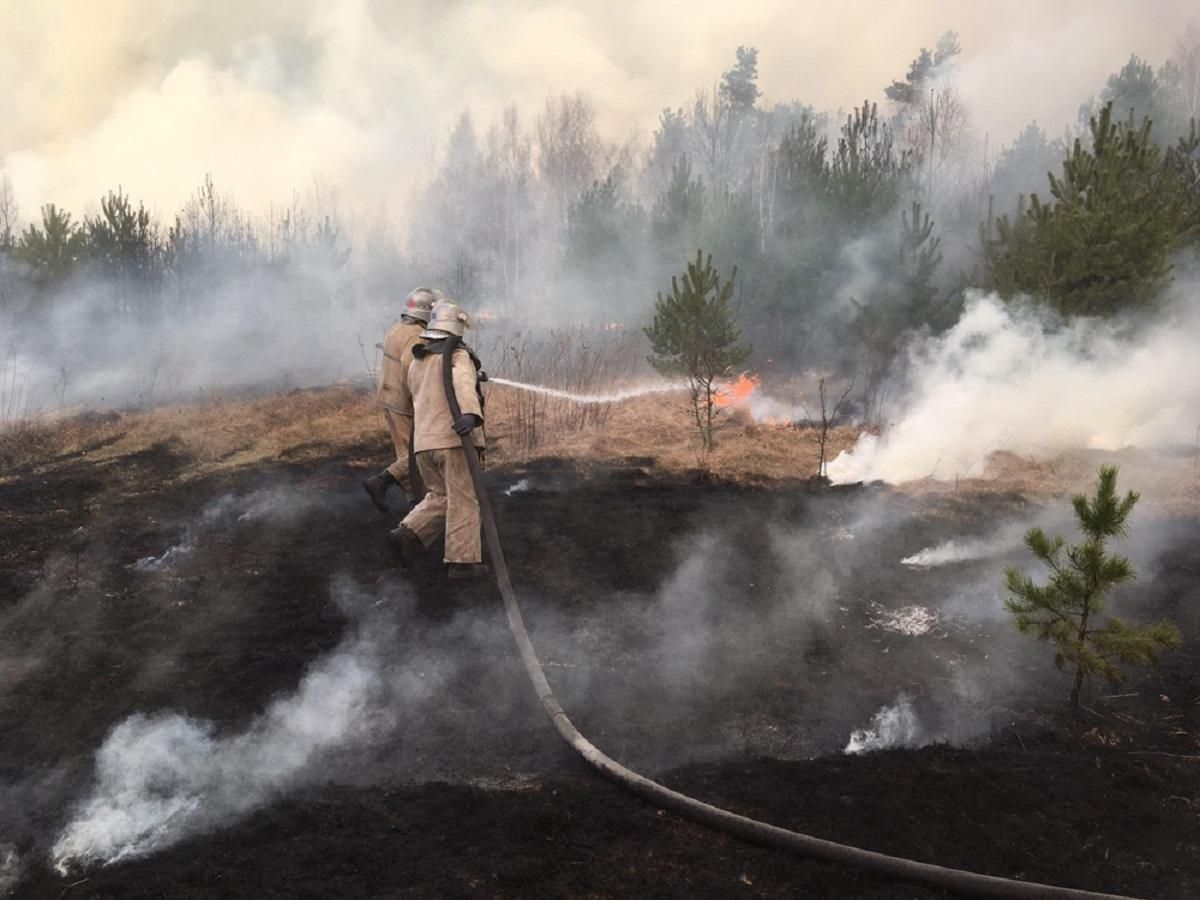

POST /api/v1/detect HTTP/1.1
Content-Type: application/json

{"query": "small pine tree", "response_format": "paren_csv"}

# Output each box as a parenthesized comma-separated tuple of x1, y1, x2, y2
(645, 250, 748, 454)
(15, 204, 85, 295)
(1005, 466, 1181, 712)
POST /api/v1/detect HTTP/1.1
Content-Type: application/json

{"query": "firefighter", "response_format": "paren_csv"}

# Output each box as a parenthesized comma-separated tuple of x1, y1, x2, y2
(362, 287, 441, 513)
(389, 298, 488, 580)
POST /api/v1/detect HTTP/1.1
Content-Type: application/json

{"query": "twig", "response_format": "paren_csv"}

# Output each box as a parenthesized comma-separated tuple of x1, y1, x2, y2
(1123, 751, 1200, 760)
(59, 878, 90, 899)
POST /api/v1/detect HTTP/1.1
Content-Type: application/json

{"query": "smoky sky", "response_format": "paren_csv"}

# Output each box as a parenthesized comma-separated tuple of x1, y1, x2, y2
(1, 0, 1194, 223)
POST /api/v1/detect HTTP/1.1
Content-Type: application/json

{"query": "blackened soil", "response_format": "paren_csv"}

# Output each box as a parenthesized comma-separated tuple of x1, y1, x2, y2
(2, 441, 1199, 899)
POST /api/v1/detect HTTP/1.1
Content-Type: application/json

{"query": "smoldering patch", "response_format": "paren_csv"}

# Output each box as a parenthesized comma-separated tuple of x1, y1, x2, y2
(130, 487, 335, 573)
(868, 604, 940, 636)
(844, 695, 924, 754)
(0, 844, 21, 898)
(49, 582, 419, 874)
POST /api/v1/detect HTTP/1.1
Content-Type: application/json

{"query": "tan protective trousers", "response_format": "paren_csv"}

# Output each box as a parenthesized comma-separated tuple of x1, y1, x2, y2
(383, 409, 415, 497)
(401, 448, 482, 564)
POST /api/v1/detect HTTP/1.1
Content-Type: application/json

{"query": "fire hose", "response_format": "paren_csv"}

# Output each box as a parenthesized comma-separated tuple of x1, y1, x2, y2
(439, 336, 1138, 900)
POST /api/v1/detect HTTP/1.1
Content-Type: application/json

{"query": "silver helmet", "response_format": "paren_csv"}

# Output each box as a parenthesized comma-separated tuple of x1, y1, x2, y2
(420, 298, 470, 339)
(403, 287, 437, 323)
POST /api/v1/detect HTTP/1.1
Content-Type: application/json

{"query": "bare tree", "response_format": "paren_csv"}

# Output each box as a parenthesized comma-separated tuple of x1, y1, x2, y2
(690, 86, 738, 195)
(0, 170, 18, 249)
(905, 81, 973, 199)
(536, 93, 607, 225)
(1162, 24, 1200, 124)
(805, 375, 856, 478)
(0, 170, 19, 311)
(485, 105, 533, 304)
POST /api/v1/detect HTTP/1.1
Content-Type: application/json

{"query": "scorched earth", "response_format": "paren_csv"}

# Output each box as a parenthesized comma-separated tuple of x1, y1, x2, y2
(1, 385, 1197, 898)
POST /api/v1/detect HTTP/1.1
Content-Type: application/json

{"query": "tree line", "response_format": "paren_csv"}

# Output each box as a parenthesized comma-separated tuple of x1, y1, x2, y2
(2, 31, 1199, 409)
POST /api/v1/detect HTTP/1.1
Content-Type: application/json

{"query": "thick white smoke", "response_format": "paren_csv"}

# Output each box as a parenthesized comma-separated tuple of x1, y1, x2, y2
(828, 290, 1200, 484)
(2, 2, 1191, 217)
(844, 695, 925, 754)
(49, 587, 431, 873)
(900, 518, 1036, 568)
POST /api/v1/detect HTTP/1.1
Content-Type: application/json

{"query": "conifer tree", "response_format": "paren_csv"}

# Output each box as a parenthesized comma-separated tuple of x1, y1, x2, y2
(645, 250, 747, 453)
(1005, 466, 1181, 712)
(985, 102, 1197, 316)
(15, 204, 84, 293)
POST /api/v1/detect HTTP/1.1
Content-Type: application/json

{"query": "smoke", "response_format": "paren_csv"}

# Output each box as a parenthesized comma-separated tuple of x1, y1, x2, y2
(134, 488, 326, 572)
(2, 276, 375, 415)
(4, 470, 1190, 884)
(828, 289, 1200, 484)
(503, 477, 532, 496)
(49, 579, 433, 873)
(900, 518, 1036, 568)
(1, 5, 1195, 415)
(844, 695, 924, 754)
(2, 2, 1191, 218)
(0, 845, 19, 898)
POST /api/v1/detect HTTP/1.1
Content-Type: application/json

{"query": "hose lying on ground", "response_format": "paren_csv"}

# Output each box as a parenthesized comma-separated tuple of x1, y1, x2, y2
(439, 336, 1139, 900)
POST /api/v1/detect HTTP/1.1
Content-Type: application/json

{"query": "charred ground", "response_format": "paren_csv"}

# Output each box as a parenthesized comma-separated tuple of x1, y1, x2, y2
(1, 394, 1199, 898)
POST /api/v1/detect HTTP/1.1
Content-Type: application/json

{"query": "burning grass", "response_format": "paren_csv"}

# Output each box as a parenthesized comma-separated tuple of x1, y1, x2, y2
(0, 372, 854, 487)
(4, 378, 1199, 509)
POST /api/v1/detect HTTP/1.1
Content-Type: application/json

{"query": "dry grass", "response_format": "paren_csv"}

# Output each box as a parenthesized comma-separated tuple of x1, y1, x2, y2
(897, 448, 1200, 513)
(0, 382, 850, 486)
(0, 384, 378, 482)
(484, 384, 856, 482)
(4, 381, 1199, 512)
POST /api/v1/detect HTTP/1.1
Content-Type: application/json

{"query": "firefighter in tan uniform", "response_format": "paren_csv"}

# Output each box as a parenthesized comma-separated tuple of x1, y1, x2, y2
(362, 287, 440, 513)
(389, 299, 488, 580)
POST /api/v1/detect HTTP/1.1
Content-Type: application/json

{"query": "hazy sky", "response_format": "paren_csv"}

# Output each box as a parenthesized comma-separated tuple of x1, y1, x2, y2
(1, 0, 1194, 222)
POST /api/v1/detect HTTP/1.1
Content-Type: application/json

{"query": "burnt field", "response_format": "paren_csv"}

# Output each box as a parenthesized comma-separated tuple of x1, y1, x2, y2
(2, 422, 1199, 898)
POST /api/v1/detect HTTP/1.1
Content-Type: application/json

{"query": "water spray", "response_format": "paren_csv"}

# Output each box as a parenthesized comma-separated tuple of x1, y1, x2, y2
(487, 376, 684, 405)
(442, 336, 1137, 900)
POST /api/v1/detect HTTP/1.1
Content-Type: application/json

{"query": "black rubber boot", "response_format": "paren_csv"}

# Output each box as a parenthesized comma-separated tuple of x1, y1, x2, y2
(362, 471, 395, 514)
(387, 524, 426, 568)
(447, 562, 490, 581)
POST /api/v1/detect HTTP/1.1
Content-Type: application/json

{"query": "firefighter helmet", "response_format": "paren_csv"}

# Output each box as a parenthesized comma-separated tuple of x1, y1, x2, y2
(421, 298, 470, 339)
(403, 287, 437, 323)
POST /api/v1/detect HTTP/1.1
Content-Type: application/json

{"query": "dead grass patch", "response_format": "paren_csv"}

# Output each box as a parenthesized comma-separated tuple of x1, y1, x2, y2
(897, 448, 1200, 513)
(483, 385, 854, 483)
(5, 381, 1198, 513)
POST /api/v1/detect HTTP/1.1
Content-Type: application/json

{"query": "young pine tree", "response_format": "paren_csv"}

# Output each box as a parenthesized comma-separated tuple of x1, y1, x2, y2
(645, 250, 747, 454)
(1005, 466, 1181, 712)
(985, 102, 1197, 316)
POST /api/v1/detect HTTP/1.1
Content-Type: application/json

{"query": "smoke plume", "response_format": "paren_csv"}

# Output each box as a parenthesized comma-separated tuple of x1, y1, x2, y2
(828, 289, 1200, 484)
(49, 580, 430, 873)
(1, 1, 1190, 217)
(844, 695, 924, 754)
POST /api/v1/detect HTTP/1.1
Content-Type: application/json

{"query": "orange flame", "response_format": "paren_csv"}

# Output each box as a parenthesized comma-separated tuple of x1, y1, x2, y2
(714, 372, 761, 408)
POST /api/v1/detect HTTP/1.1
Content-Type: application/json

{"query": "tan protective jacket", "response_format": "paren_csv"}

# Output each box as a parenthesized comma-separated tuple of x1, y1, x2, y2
(375, 319, 425, 414)
(409, 343, 485, 452)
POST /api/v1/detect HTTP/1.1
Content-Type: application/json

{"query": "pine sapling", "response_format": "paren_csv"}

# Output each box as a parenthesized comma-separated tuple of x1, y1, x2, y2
(1005, 465, 1181, 712)
(644, 250, 748, 455)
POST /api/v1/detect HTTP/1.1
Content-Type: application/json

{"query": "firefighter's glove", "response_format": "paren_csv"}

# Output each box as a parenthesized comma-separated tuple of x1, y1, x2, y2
(453, 413, 482, 436)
